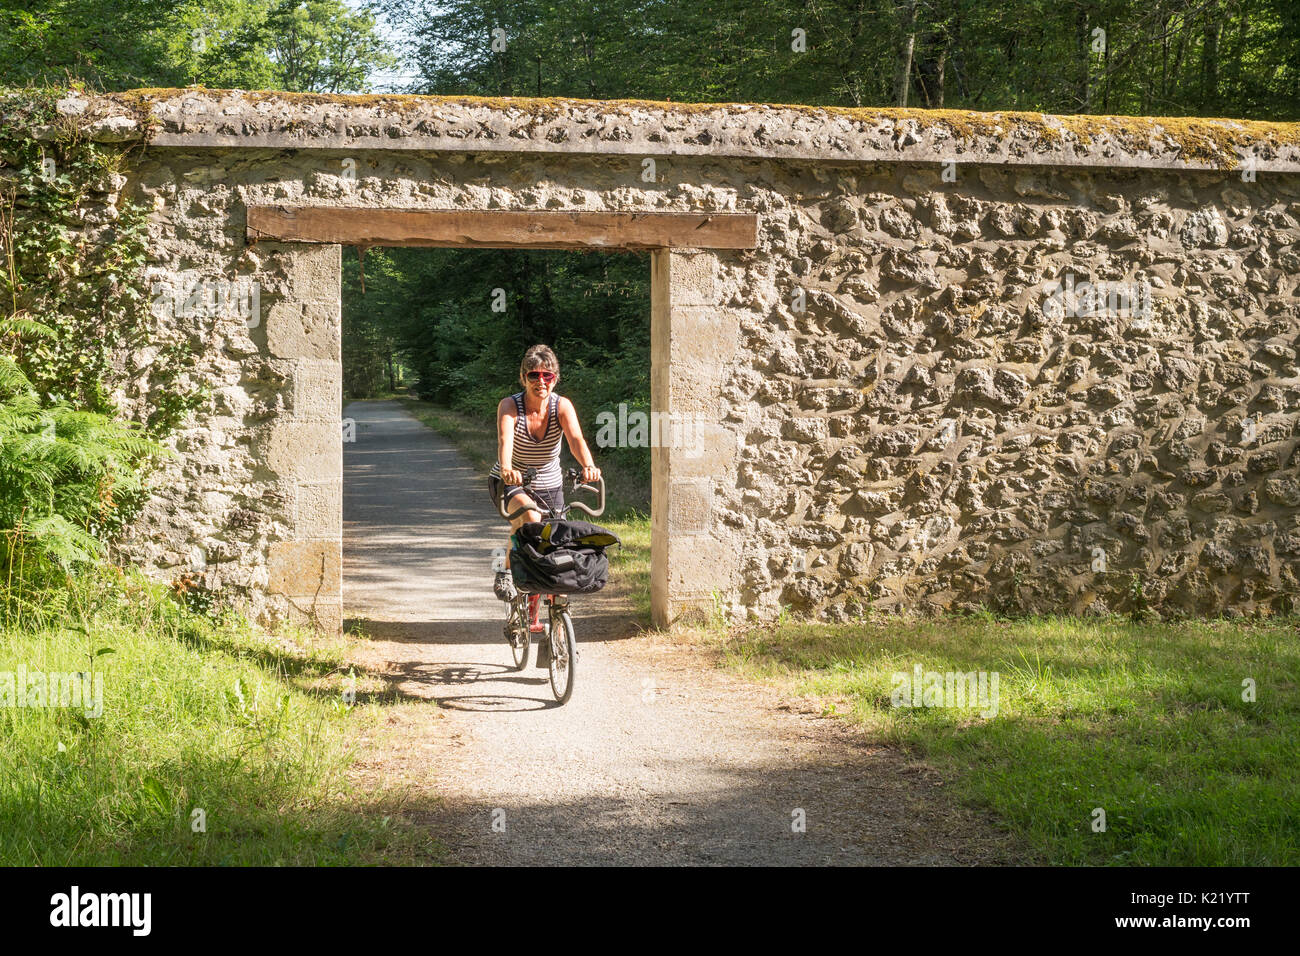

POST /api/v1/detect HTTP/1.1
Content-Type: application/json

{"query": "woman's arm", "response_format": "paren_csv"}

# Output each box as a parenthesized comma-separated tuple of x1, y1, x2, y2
(497, 397, 522, 485)
(557, 396, 601, 483)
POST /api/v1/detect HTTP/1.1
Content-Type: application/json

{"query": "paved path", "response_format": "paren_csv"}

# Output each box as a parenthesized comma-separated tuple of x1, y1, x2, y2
(343, 400, 1017, 866)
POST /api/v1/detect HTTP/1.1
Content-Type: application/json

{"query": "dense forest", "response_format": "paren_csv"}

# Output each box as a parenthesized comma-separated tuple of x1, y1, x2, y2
(7, 0, 1298, 116)
(5, 0, 1298, 489)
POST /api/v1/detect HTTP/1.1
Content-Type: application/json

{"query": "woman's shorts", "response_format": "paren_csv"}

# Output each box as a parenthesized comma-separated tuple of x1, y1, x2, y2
(489, 476, 565, 519)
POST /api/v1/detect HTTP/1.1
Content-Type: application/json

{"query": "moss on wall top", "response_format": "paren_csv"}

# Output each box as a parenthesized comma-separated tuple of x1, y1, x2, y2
(6, 86, 1298, 172)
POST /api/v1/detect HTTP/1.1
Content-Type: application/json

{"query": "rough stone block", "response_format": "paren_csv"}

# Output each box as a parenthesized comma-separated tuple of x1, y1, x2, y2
(268, 539, 341, 598)
(276, 592, 344, 634)
(295, 479, 342, 538)
(667, 478, 712, 534)
(664, 535, 738, 601)
(674, 422, 736, 478)
(260, 420, 341, 480)
(664, 306, 741, 412)
(668, 251, 716, 306)
(266, 298, 341, 360)
(291, 359, 343, 420)
(671, 307, 740, 361)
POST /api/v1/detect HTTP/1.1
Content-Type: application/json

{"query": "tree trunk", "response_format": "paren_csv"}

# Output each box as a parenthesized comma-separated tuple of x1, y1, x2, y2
(934, 47, 946, 107)
(1102, 22, 1111, 113)
(894, 0, 918, 107)
(918, 36, 948, 108)
(916, 0, 952, 108)
(1201, 1, 1221, 108)
(1170, 26, 1189, 101)
(1078, 8, 1090, 112)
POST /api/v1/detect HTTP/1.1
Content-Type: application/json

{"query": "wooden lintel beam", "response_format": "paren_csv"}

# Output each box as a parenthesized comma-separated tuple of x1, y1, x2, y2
(245, 206, 757, 250)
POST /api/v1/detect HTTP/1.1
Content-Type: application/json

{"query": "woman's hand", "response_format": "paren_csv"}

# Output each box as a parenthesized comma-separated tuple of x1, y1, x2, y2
(581, 465, 601, 484)
(502, 467, 523, 485)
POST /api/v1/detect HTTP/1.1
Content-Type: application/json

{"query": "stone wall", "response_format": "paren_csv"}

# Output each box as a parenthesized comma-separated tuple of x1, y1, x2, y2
(723, 166, 1300, 619)
(24, 90, 1300, 625)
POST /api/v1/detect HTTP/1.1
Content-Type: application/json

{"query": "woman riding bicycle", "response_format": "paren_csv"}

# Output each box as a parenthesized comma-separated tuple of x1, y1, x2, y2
(489, 344, 601, 602)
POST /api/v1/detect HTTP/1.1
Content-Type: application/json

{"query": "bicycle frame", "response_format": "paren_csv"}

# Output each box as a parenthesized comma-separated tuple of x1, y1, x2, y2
(526, 592, 548, 632)
(495, 467, 603, 674)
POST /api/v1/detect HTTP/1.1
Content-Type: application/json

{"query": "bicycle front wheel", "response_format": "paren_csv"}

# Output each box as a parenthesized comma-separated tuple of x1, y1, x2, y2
(548, 609, 576, 704)
(508, 598, 530, 670)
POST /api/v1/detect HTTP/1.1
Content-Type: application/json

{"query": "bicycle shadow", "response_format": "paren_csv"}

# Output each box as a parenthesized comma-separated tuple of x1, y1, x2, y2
(353, 634, 575, 711)
(435, 694, 560, 712)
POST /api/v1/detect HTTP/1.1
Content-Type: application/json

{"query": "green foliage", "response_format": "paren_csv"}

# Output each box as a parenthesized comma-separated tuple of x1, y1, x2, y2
(0, 326, 161, 572)
(0, 118, 156, 416)
(1, 0, 394, 94)
(4, 0, 1299, 116)
(0, 0, 179, 89)
(0, 93, 170, 575)
(343, 246, 652, 488)
(0, 566, 436, 865)
(1128, 572, 1151, 622)
(386, 0, 1300, 119)
(341, 247, 410, 398)
(162, 0, 395, 93)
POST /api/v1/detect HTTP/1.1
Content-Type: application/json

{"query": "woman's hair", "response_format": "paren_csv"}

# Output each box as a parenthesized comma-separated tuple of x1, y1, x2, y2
(520, 344, 560, 383)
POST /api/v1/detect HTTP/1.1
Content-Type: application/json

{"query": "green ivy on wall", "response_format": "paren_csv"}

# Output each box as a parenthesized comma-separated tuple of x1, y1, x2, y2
(0, 88, 200, 571)
(1, 89, 203, 433)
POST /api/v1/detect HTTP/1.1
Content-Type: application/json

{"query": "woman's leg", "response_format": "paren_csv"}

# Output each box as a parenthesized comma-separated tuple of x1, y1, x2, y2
(495, 483, 536, 601)
(496, 491, 540, 601)
(506, 491, 542, 530)
(496, 487, 557, 601)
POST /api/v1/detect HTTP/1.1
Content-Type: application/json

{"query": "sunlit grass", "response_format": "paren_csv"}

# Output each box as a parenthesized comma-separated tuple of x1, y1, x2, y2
(697, 614, 1300, 865)
(604, 513, 650, 622)
(0, 569, 438, 865)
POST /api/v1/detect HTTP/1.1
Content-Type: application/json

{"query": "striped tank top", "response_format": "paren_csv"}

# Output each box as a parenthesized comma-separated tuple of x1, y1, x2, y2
(490, 391, 564, 487)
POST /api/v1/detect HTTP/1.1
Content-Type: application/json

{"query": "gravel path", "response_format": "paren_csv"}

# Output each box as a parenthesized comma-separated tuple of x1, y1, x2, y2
(343, 399, 1019, 866)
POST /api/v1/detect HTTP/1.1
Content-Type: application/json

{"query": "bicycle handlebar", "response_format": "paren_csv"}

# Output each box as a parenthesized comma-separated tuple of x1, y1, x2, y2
(564, 467, 606, 518)
(494, 466, 605, 521)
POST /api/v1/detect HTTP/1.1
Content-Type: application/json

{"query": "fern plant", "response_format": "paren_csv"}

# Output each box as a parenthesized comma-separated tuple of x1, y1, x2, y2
(0, 317, 161, 571)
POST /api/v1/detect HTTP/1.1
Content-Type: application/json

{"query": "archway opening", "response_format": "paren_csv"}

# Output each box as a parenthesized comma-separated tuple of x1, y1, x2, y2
(339, 242, 652, 645)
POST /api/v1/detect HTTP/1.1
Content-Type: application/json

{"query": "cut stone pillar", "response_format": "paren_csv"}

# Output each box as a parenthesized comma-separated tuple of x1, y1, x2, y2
(650, 249, 740, 628)
(261, 243, 343, 633)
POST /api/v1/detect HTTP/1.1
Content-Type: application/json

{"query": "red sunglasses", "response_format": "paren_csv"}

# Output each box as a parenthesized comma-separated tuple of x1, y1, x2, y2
(526, 370, 556, 383)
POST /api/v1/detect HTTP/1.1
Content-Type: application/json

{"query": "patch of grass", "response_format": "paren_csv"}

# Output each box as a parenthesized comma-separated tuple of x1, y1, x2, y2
(343, 386, 411, 412)
(605, 513, 650, 623)
(0, 568, 439, 865)
(696, 615, 1300, 865)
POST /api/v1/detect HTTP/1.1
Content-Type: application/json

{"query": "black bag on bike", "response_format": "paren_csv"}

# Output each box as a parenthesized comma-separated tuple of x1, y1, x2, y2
(509, 519, 620, 595)
(530, 518, 620, 550)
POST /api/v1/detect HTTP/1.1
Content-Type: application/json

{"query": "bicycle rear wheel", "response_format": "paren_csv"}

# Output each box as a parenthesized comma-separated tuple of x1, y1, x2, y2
(507, 597, 530, 670)
(548, 609, 576, 704)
